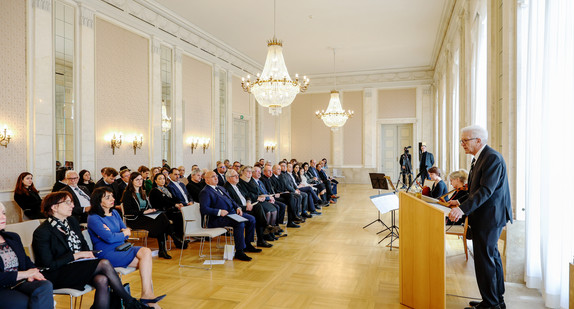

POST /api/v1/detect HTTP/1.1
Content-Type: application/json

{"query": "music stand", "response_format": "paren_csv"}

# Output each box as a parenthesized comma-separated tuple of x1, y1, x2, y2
(370, 192, 400, 250)
(363, 173, 389, 229)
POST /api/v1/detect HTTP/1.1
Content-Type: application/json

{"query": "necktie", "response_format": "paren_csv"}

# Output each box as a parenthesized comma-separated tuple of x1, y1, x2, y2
(257, 180, 266, 194)
(74, 187, 90, 200)
(468, 158, 476, 186)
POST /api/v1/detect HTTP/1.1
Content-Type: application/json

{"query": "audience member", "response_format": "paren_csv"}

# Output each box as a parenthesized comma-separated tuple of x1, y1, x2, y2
(51, 168, 67, 192)
(79, 169, 95, 194)
(166, 168, 193, 206)
(148, 173, 187, 249)
(116, 169, 131, 195)
(138, 166, 152, 195)
(252, 166, 287, 232)
(95, 167, 121, 206)
(60, 170, 91, 223)
(13, 172, 45, 219)
(177, 166, 188, 185)
(213, 162, 227, 186)
(185, 168, 205, 202)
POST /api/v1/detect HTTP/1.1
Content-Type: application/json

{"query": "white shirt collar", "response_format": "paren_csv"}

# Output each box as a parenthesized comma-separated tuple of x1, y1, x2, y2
(474, 144, 487, 161)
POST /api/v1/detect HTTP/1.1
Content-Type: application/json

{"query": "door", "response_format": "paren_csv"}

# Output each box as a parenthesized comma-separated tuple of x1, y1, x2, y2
(232, 119, 248, 163)
(380, 124, 413, 183)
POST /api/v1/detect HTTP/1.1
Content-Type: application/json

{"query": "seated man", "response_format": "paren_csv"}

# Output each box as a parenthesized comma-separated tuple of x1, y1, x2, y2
(224, 169, 273, 247)
(251, 166, 286, 229)
(95, 167, 121, 205)
(285, 163, 321, 215)
(199, 171, 261, 261)
(213, 162, 227, 186)
(60, 170, 91, 223)
(279, 162, 311, 218)
(261, 165, 300, 228)
(167, 168, 193, 206)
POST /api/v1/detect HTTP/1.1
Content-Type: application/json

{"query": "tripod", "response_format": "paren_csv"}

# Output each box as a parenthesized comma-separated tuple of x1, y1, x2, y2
(377, 209, 399, 250)
(395, 171, 413, 190)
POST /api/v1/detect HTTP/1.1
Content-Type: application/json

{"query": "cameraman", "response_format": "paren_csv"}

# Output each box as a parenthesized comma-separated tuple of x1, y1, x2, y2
(399, 147, 412, 188)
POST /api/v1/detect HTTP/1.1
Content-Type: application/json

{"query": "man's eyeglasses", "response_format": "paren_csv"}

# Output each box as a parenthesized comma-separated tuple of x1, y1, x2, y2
(459, 138, 477, 145)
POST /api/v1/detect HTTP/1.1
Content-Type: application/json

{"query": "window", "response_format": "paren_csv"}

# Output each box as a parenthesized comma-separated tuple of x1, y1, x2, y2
(161, 46, 173, 163)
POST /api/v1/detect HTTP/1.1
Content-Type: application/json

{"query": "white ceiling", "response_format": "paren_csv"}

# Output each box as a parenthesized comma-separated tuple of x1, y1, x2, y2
(154, 0, 450, 77)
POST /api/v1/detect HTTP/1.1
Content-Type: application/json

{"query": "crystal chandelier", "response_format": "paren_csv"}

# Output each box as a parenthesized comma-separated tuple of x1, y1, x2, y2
(241, 0, 309, 116)
(316, 49, 354, 131)
(161, 103, 172, 133)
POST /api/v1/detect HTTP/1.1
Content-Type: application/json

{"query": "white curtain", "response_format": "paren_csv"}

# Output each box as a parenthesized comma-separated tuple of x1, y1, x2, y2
(522, 0, 574, 308)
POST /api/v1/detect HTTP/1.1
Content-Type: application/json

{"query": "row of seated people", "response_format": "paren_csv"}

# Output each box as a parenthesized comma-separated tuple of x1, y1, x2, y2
(0, 192, 161, 308)
(11, 158, 341, 259)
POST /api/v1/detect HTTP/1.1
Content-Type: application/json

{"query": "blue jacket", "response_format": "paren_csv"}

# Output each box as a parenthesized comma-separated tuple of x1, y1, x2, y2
(198, 185, 239, 226)
(167, 181, 192, 205)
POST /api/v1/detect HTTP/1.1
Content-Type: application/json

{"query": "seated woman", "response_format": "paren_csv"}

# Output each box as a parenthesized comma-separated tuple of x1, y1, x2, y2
(185, 168, 205, 202)
(13, 172, 45, 219)
(148, 174, 187, 249)
(121, 172, 182, 259)
(138, 166, 152, 195)
(32, 192, 149, 309)
(0, 203, 53, 309)
(445, 170, 469, 225)
(88, 187, 165, 307)
(428, 167, 448, 198)
(294, 164, 328, 206)
(79, 169, 95, 194)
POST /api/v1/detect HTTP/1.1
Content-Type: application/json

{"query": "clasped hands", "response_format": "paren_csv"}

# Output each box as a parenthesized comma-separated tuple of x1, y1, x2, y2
(447, 200, 464, 222)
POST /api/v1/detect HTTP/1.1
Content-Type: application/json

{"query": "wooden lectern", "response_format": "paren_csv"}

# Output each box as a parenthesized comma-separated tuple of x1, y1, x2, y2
(399, 192, 448, 309)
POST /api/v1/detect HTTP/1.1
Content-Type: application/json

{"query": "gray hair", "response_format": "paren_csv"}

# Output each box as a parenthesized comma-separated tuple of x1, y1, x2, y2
(461, 125, 488, 143)
(225, 169, 238, 179)
(64, 169, 78, 178)
(190, 168, 203, 176)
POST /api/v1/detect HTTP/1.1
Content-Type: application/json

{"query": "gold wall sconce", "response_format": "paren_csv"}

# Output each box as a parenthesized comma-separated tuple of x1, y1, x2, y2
(131, 134, 143, 154)
(264, 141, 277, 152)
(0, 125, 12, 148)
(187, 136, 210, 154)
(107, 132, 123, 155)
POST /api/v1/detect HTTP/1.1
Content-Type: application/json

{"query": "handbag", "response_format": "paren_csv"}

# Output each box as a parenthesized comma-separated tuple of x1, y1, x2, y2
(115, 242, 133, 251)
(223, 244, 235, 260)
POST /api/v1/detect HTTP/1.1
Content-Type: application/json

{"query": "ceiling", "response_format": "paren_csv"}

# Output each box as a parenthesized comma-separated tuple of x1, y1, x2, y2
(154, 0, 450, 77)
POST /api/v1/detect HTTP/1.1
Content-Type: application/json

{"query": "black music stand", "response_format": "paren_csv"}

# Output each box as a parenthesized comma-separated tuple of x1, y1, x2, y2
(363, 173, 389, 229)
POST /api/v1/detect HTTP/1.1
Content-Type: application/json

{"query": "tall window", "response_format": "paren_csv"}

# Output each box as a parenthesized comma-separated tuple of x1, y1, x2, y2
(160, 46, 172, 163)
(54, 1, 75, 170)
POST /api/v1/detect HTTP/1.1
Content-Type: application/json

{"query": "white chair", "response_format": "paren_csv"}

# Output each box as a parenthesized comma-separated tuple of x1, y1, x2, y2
(4, 220, 93, 309)
(179, 203, 227, 269)
(81, 229, 136, 277)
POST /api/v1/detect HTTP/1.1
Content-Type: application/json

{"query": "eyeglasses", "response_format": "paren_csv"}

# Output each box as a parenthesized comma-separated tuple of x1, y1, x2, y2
(67, 177, 79, 180)
(459, 138, 477, 145)
(57, 200, 73, 206)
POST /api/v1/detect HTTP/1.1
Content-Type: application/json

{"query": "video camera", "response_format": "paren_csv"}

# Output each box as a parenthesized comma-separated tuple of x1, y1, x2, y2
(403, 146, 411, 153)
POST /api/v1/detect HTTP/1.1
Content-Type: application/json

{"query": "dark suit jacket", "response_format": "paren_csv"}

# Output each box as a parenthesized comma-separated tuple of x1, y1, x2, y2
(198, 185, 239, 225)
(51, 181, 67, 193)
(237, 178, 260, 202)
(0, 231, 36, 287)
(213, 169, 226, 187)
(419, 151, 435, 172)
(14, 190, 45, 219)
(149, 187, 180, 211)
(459, 145, 512, 229)
(269, 174, 287, 193)
(167, 181, 192, 204)
(260, 175, 276, 194)
(60, 185, 91, 222)
(94, 178, 121, 205)
(186, 180, 205, 202)
(32, 217, 90, 271)
(279, 173, 298, 193)
(308, 167, 319, 179)
(224, 183, 247, 206)
(121, 191, 150, 220)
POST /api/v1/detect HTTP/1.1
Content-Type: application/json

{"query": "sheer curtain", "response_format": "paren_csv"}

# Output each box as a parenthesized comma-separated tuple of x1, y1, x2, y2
(521, 0, 574, 308)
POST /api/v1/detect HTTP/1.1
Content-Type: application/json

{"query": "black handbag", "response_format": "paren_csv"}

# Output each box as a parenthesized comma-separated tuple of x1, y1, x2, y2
(115, 242, 133, 251)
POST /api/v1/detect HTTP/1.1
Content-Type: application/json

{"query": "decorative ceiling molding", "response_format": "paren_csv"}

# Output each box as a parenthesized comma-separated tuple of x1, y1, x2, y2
(306, 69, 434, 93)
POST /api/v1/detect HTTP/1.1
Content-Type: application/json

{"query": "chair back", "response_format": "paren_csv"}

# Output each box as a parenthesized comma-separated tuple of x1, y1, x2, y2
(181, 203, 202, 234)
(82, 229, 94, 250)
(4, 220, 42, 260)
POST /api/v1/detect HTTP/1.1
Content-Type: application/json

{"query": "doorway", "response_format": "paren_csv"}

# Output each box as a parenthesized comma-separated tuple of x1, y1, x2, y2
(380, 124, 413, 183)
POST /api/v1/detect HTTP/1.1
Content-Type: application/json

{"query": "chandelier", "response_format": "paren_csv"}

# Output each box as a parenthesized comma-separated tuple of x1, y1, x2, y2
(161, 103, 172, 133)
(241, 0, 309, 116)
(316, 49, 354, 131)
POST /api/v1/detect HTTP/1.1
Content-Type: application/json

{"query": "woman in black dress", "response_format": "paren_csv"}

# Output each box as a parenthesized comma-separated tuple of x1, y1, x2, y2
(445, 170, 469, 225)
(185, 168, 205, 202)
(32, 191, 148, 309)
(121, 172, 182, 259)
(79, 169, 95, 194)
(0, 203, 53, 309)
(148, 173, 187, 249)
(13, 172, 45, 219)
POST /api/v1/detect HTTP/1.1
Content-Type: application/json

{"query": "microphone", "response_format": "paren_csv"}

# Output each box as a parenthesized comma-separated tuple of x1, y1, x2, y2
(406, 173, 421, 193)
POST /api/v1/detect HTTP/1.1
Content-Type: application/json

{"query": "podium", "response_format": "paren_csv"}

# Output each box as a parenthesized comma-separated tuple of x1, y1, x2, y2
(399, 192, 449, 309)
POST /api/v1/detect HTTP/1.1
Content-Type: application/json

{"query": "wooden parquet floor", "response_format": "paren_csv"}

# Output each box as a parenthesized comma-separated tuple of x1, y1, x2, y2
(56, 184, 504, 309)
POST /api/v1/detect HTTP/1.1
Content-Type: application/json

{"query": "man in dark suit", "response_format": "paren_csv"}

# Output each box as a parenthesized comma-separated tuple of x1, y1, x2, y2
(261, 165, 302, 228)
(223, 169, 272, 248)
(419, 143, 435, 185)
(448, 126, 512, 309)
(115, 169, 131, 195)
(252, 166, 286, 228)
(95, 167, 121, 204)
(167, 168, 193, 205)
(213, 162, 227, 186)
(59, 170, 91, 223)
(279, 162, 311, 218)
(199, 171, 260, 261)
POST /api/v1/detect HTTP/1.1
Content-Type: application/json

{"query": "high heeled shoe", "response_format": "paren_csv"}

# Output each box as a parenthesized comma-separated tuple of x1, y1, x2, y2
(140, 294, 167, 304)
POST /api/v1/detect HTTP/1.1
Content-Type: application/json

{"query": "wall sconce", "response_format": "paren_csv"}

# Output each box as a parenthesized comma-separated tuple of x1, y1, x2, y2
(187, 137, 210, 154)
(107, 132, 123, 155)
(0, 125, 12, 148)
(264, 141, 277, 152)
(131, 134, 143, 155)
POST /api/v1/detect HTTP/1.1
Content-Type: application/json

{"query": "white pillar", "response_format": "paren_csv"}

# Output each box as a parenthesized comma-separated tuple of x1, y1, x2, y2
(28, 0, 54, 190)
(172, 47, 183, 166)
(149, 37, 163, 166)
(363, 88, 377, 168)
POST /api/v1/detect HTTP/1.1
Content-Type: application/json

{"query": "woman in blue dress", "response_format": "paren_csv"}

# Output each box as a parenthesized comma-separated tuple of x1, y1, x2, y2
(428, 166, 448, 198)
(88, 187, 165, 307)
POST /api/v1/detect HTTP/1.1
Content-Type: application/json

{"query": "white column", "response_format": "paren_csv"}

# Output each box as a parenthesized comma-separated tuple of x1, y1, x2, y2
(211, 65, 221, 164)
(172, 47, 183, 166)
(331, 93, 344, 167)
(77, 4, 95, 174)
(363, 88, 377, 168)
(28, 0, 54, 190)
(149, 37, 162, 166)
(225, 71, 233, 160)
